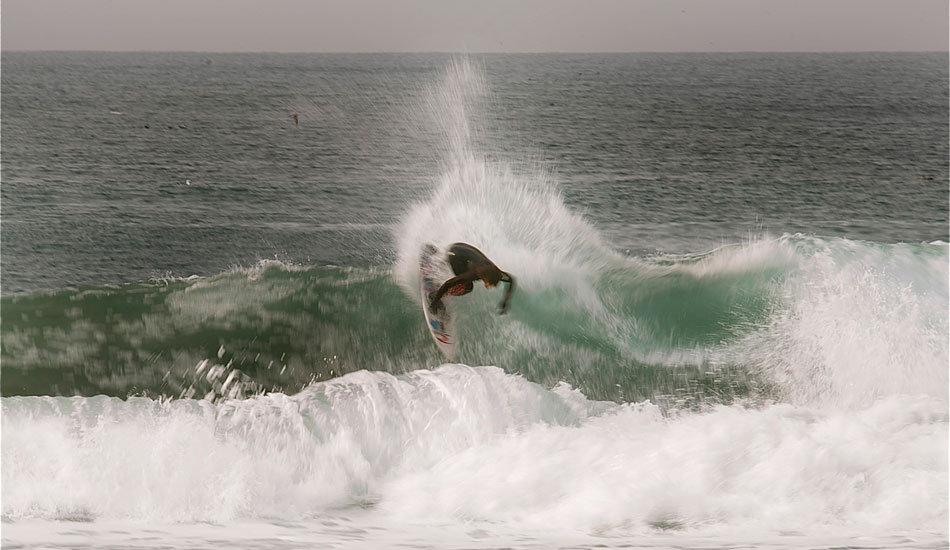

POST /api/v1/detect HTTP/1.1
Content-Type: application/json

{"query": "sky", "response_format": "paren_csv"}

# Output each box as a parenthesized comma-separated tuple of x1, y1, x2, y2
(2, 0, 947, 53)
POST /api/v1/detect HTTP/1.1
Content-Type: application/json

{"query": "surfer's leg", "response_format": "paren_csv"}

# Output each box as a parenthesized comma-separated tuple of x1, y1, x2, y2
(448, 281, 474, 296)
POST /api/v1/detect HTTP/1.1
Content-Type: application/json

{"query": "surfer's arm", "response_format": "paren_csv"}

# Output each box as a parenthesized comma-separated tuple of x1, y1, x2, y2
(430, 272, 475, 311)
(498, 272, 515, 314)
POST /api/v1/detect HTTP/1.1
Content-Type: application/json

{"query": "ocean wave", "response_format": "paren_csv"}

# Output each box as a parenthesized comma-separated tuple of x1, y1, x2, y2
(2, 234, 946, 406)
(2, 365, 945, 532)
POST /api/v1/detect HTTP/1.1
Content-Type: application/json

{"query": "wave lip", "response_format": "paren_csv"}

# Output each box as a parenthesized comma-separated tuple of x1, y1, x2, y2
(736, 234, 949, 409)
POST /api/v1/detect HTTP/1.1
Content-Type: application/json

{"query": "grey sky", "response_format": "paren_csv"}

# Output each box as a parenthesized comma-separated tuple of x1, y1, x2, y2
(2, 0, 947, 53)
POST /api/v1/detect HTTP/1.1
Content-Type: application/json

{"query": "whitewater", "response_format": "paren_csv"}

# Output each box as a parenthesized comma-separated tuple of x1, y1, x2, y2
(2, 58, 948, 549)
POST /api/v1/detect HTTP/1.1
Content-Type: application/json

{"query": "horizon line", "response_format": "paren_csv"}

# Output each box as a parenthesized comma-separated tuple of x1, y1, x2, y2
(3, 48, 947, 55)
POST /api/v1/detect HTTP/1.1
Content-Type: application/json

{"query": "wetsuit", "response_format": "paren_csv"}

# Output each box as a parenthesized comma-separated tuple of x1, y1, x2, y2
(429, 243, 515, 314)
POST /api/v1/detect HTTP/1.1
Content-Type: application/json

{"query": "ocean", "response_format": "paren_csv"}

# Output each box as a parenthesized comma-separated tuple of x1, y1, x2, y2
(1, 52, 947, 549)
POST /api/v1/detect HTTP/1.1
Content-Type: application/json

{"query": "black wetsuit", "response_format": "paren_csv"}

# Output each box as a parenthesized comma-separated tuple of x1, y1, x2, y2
(430, 243, 515, 314)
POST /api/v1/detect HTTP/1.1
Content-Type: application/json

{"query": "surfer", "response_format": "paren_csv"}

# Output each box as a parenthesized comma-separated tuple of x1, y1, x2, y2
(429, 243, 515, 315)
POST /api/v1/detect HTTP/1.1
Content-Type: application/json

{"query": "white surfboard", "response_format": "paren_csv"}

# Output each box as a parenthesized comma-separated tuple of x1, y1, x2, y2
(420, 243, 457, 360)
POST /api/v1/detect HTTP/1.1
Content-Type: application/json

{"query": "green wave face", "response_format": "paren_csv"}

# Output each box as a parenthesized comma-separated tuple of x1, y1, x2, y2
(4, 236, 946, 407)
(3, 263, 426, 400)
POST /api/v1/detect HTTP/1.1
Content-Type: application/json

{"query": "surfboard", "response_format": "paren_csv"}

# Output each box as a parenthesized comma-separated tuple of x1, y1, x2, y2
(420, 243, 457, 360)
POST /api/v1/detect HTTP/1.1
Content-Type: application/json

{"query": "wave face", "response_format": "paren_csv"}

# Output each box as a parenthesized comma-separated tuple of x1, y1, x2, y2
(2, 59, 947, 537)
(4, 235, 945, 407)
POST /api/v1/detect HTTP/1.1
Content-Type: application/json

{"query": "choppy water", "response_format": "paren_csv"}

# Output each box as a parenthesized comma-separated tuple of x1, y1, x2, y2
(2, 52, 947, 549)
